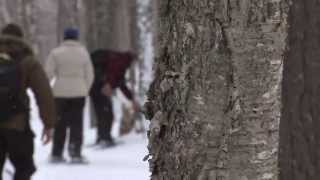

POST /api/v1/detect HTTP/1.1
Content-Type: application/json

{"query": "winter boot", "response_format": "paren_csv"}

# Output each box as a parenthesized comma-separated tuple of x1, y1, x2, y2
(97, 138, 116, 149)
(70, 156, 89, 164)
(50, 156, 67, 164)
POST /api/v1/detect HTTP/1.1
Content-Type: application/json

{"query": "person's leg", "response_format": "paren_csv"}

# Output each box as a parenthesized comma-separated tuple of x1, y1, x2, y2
(68, 97, 85, 158)
(92, 96, 108, 143)
(6, 130, 35, 180)
(104, 96, 114, 142)
(94, 96, 115, 148)
(51, 99, 68, 158)
(0, 131, 7, 180)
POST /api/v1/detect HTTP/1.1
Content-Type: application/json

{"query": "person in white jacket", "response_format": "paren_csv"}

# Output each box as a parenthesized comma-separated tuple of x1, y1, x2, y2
(45, 27, 94, 164)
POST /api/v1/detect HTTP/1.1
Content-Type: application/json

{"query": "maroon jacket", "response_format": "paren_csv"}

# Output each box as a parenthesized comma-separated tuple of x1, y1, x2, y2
(91, 49, 135, 100)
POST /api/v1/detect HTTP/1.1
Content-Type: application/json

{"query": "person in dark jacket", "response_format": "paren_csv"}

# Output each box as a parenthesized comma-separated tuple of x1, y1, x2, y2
(90, 49, 139, 147)
(0, 23, 56, 180)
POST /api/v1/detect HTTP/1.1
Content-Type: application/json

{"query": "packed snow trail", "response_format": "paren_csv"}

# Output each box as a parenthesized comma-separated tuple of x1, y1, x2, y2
(3, 92, 150, 180)
(32, 132, 149, 180)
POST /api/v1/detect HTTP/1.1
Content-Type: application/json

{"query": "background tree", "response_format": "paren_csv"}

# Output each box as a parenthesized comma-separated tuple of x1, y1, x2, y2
(0, 0, 141, 62)
(0, 0, 57, 63)
(33, 0, 57, 63)
(84, 0, 138, 52)
(146, 0, 288, 179)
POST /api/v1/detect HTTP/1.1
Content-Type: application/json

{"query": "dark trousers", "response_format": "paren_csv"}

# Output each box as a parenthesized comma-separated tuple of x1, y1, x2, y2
(0, 129, 35, 180)
(52, 97, 85, 157)
(91, 93, 114, 142)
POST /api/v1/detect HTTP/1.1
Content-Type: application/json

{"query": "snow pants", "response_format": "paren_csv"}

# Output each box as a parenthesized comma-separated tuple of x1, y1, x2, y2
(0, 129, 36, 180)
(52, 97, 85, 158)
(91, 94, 114, 142)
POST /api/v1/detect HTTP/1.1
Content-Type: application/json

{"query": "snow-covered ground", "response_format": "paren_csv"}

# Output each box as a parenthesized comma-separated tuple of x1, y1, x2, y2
(3, 92, 150, 180)
(33, 132, 149, 180)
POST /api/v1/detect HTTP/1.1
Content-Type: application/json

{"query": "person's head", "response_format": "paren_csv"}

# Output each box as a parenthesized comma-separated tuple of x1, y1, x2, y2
(63, 27, 79, 40)
(1, 23, 24, 38)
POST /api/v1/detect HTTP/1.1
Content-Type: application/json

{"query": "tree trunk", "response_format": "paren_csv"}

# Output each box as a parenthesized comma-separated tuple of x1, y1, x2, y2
(279, 1, 320, 179)
(57, 0, 81, 43)
(0, 0, 36, 42)
(0, 0, 58, 63)
(33, 0, 58, 64)
(84, 0, 113, 51)
(85, 0, 138, 51)
(146, 0, 288, 179)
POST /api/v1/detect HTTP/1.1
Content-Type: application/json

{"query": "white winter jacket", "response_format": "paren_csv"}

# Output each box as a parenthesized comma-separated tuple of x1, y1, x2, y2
(45, 40, 94, 98)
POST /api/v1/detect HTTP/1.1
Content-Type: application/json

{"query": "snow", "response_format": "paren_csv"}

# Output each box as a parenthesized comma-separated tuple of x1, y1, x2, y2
(3, 92, 150, 180)
(33, 134, 149, 180)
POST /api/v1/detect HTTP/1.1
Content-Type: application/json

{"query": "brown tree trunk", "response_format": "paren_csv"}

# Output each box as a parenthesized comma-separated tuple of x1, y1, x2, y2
(85, 0, 138, 51)
(84, 0, 114, 51)
(146, 0, 288, 179)
(279, 1, 320, 179)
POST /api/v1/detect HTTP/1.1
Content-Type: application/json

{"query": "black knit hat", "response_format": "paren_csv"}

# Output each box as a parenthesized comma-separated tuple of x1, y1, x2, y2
(1, 23, 24, 38)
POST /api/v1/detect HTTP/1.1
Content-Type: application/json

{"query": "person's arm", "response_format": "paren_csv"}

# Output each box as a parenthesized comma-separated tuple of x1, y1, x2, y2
(84, 50, 94, 91)
(101, 79, 132, 98)
(118, 80, 140, 112)
(119, 80, 133, 100)
(44, 51, 57, 81)
(29, 58, 56, 144)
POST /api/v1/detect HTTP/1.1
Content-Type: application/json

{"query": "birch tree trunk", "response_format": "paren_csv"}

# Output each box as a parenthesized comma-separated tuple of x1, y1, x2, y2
(146, 0, 288, 179)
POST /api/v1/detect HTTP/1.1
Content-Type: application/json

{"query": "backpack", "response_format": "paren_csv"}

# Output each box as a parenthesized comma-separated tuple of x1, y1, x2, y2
(0, 52, 26, 121)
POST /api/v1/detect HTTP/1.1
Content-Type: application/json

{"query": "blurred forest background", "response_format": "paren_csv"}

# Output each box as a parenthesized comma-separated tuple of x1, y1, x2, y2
(0, 0, 154, 102)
